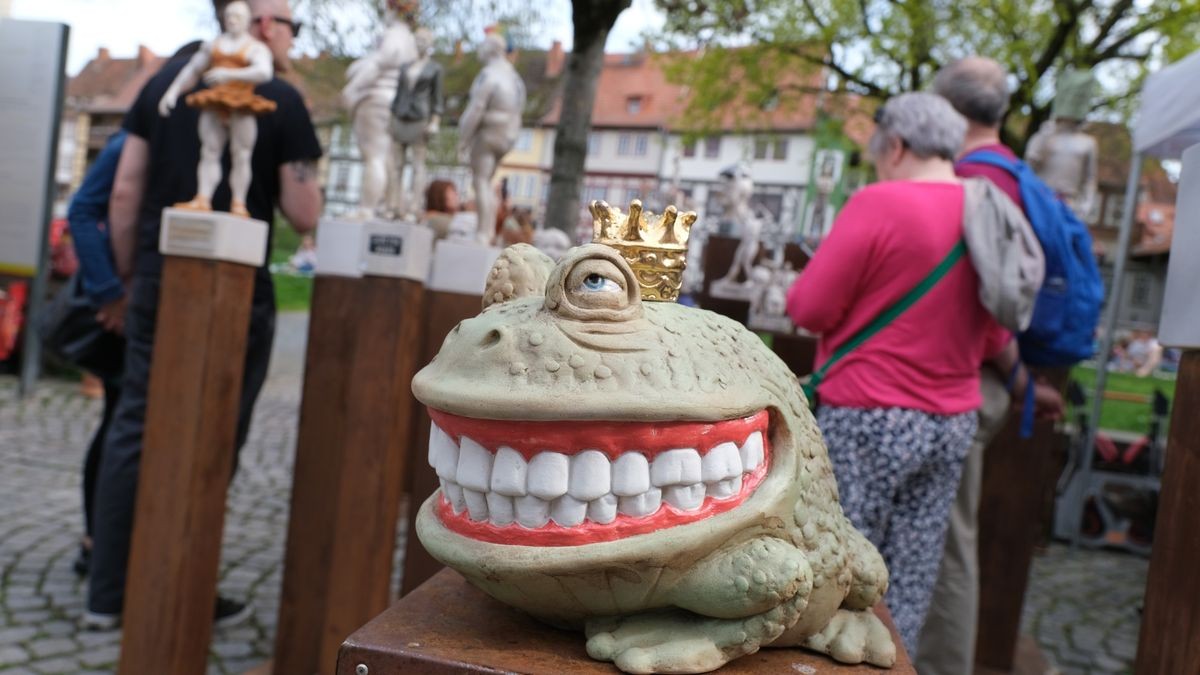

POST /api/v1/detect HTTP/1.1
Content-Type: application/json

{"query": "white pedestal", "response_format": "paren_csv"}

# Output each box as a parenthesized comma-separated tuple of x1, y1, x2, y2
(314, 217, 434, 282)
(427, 239, 501, 295)
(709, 278, 758, 301)
(159, 208, 268, 266)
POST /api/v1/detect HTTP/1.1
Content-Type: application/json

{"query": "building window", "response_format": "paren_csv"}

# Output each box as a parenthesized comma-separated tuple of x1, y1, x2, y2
(626, 96, 643, 115)
(772, 139, 788, 160)
(617, 133, 632, 156)
(515, 129, 533, 152)
(754, 139, 769, 160)
(754, 138, 788, 160)
(1131, 273, 1152, 308)
(587, 133, 602, 156)
(682, 139, 696, 158)
(704, 137, 721, 158)
(1104, 193, 1125, 228)
(634, 134, 649, 156)
(524, 175, 536, 198)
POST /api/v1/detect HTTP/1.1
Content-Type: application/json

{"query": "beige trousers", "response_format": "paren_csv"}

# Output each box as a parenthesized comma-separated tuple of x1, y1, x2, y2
(914, 369, 1012, 675)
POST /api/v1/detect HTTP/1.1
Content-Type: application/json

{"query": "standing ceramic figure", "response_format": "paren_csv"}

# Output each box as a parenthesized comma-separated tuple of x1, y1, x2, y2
(342, 0, 418, 218)
(458, 31, 526, 244)
(1025, 70, 1099, 222)
(158, 0, 275, 218)
(390, 27, 444, 218)
(715, 163, 761, 286)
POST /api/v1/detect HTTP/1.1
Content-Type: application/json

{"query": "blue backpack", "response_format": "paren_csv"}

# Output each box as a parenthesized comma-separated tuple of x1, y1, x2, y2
(959, 150, 1105, 367)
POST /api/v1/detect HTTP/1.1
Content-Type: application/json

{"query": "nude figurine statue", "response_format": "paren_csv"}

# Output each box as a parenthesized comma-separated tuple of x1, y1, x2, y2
(715, 163, 762, 286)
(457, 31, 526, 244)
(342, 0, 418, 219)
(389, 27, 444, 219)
(158, 0, 275, 218)
(1025, 70, 1099, 222)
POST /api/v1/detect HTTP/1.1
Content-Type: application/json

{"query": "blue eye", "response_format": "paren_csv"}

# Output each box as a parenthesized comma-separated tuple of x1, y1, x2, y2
(581, 273, 620, 293)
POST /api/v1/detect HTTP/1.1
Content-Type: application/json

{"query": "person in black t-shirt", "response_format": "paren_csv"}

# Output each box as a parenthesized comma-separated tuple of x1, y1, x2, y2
(83, 0, 321, 630)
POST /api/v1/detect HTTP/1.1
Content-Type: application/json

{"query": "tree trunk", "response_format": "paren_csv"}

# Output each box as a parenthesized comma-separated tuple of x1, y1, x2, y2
(544, 0, 631, 231)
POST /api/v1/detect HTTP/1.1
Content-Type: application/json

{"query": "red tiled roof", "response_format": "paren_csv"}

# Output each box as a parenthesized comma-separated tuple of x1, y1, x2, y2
(67, 46, 165, 114)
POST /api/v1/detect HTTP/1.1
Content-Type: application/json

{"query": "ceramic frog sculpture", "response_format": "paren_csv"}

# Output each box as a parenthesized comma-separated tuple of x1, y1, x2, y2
(413, 243, 896, 674)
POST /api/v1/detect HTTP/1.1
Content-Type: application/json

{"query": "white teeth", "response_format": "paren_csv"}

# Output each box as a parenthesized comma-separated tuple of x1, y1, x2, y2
(651, 448, 702, 487)
(434, 434, 460, 481)
(463, 488, 489, 521)
(428, 424, 454, 469)
(708, 475, 743, 500)
(456, 437, 493, 492)
(527, 452, 570, 500)
(702, 442, 742, 482)
(550, 495, 588, 527)
(611, 453, 650, 496)
(588, 493, 618, 524)
(486, 492, 515, 525)
(490, 446, 527, 496)
(618, 487, 662, 517)
(664, 483, 706, 510)
(442, 480, 466, 514)
(515, 494, 550, 528)
(568, 450, 611, 501)
(434, 425, 766, 528)
(740, 431, 765, 472)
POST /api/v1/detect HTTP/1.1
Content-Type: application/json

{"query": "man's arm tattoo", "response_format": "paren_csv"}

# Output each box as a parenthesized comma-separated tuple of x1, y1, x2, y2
(287, 160, 317, 183)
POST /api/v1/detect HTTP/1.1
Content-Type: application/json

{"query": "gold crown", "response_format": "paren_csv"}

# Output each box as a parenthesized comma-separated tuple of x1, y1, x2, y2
(590, 199, 696, 302)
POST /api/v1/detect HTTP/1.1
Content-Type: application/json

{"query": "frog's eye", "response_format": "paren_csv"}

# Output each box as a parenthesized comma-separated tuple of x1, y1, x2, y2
(579, 273, 621, 294)
(564, 257, 631, 311)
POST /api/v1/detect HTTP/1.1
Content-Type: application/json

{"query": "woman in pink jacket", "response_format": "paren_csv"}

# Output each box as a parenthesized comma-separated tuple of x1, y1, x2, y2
(788, 92, 1021, 652)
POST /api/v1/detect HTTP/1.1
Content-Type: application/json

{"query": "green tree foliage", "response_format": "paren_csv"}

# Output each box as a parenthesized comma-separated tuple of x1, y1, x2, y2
(654, 0, 1200, 150)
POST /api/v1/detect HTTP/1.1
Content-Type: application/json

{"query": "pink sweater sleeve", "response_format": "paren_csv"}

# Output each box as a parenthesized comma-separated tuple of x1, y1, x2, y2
(787, 192, 875, 333)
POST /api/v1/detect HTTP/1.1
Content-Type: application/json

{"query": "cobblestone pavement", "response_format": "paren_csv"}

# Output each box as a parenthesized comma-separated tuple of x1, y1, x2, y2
(1021, 543, 1147, 674)
(0, 312, 1149, 673)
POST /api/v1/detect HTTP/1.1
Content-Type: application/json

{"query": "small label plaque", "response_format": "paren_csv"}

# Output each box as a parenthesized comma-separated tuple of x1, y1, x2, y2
(369, 234, 404, 257)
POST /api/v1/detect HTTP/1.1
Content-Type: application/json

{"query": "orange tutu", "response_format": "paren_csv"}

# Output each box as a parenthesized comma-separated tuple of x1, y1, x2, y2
(186, 80, 276, 116)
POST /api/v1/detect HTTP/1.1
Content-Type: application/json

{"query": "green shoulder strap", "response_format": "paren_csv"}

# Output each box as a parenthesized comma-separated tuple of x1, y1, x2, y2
(803, 239, 968, 406)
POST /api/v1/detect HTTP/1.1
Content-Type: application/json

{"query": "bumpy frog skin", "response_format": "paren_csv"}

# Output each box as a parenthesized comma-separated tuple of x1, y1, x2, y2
(413, 244, 896, 673)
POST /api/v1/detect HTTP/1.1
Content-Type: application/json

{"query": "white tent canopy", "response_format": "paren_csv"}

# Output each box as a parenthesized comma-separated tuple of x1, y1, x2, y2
(1132, 48, 1200, 160)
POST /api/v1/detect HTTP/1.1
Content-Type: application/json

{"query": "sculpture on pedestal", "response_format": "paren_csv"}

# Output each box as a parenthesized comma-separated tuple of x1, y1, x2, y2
(342, 0, 418, 219)
(1025, 70, 1099, 222)
(158, 0, 275, 217)
(390, 27, 443, 219)
(747, 261, 800, 334)
(710, 164, 763, 299)
(457, 30, 526, 244)
(412, 200, 896, 674)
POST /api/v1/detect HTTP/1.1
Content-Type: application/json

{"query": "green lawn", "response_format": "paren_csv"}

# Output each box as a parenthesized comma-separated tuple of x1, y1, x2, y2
(270, 219, 313, 312)
(1069, 364, 1175, 434)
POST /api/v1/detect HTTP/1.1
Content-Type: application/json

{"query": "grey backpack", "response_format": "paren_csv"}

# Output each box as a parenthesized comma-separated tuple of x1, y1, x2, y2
(961, 178, 1045, 331)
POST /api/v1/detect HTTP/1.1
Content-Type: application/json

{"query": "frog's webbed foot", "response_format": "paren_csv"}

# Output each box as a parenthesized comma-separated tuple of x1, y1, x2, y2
(586, 594, 805, 675)
(801, 608, 896, 668)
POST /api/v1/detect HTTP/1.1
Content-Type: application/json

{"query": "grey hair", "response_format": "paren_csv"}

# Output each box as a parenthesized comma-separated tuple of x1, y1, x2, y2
(868, 92, 967, 161)
(933, 57, 1011, 126)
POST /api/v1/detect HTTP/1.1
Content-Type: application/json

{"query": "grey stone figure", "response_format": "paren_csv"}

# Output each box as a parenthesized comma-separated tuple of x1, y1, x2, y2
(390, 27, 443, 218)
(457, 32, 526, 244)
(1025, 70, 1099, 222)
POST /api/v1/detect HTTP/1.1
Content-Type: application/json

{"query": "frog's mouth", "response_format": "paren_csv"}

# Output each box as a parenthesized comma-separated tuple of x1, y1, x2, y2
(425, 408, 770, 546)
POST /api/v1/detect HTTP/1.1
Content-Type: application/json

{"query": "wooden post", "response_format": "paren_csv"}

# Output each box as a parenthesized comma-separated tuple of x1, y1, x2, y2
(118, 256, 256, 675)
(974, 370, 1069, 671)
(271, 220, 432, 675)
(398, 239, 499, 596)
(1135, 350, 1200, 673)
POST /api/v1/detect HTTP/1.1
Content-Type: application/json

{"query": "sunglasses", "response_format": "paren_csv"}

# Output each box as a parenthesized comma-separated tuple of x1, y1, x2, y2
(253, 15, 302, 38)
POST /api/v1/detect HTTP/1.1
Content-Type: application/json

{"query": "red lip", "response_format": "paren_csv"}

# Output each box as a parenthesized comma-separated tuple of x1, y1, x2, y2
(429, 409, 771, 546)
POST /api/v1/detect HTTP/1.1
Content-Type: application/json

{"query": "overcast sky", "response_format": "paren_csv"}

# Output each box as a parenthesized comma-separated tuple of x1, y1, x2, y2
(9, 0, 667, 75)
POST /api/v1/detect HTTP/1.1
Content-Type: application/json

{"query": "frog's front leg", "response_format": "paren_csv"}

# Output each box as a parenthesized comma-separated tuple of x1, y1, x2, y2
(584, 537, 812, 674)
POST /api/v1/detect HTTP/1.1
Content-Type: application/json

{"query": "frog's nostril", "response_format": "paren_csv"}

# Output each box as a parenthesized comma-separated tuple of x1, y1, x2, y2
(480, 329, 503, 348)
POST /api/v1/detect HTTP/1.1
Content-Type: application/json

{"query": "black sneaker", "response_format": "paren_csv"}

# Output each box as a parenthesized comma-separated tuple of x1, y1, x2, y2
(73, 545, 91, 578)
(213, 596, 253, 629)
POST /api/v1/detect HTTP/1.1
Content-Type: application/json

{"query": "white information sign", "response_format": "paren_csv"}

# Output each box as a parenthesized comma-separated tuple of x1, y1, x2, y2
(0, 19, 67, 276)
(1159, 142, 1200, 348)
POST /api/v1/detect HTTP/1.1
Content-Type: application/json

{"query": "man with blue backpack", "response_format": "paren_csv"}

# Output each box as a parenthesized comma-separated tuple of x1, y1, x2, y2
(917, 56, 1101, 675)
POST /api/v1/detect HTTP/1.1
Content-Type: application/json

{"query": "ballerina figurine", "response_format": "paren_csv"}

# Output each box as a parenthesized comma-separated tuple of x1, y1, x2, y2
(158, 0, 276, 218)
